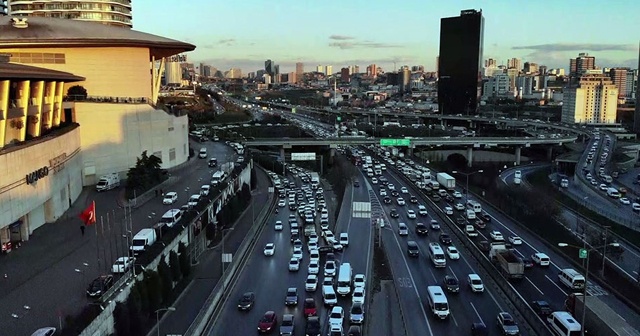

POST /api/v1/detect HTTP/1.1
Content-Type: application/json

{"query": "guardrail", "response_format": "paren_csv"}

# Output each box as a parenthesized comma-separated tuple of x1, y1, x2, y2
(368, 149, 552, 335)
(185, 166, 277, 335)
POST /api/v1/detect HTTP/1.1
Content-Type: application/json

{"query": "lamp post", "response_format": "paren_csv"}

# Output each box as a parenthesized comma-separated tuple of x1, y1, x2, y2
(451, 170, 484, 204)
(558, 241, 620, 336)
(155, 307, 176, 336)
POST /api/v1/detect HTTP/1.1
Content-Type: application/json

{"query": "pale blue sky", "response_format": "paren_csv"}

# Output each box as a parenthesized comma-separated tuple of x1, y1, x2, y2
(132, 0, 640, 74)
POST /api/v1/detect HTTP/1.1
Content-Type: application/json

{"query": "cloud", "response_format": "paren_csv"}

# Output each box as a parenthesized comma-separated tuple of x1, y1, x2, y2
(218, 38, 236, 46)
(512, 43, 635, 52)
(329, 35, 355, 40)
(328, 41, 402, 50)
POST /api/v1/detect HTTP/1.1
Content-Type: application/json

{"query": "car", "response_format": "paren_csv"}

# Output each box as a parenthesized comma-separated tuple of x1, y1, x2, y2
(479, 212, 491, 222)
(508, 236, 522, 245)
(371, 177, 378, 184)
(324, 260, 337, 276)
(279, 314, 295, 335)
(263, 243, 275, 256)
(383, 196, 392, 204)
(531, 300, 552, 317)
(439, 233, 452, 245)
(111, 256, 134, 273)
(285, 287, 299, 305)
(401, 187, 409, 194)
(431, 194, 441, 202)
(407, 210, 417, 219)
(474, 219, 486, 229)
(453, 191, 462, 198)
(323, 276, 335, 287)
(471, 322, 489, 336)
(620, 197, 631, 205)
(304, 297, 318, 317)
(390, 209, 399, 218)
(329, 324, 343, 336)
(599, 183, 608, 191)
(454, 203, 465, 211)
(531, 252, 550, 266)
(257, 311, 277, 333)
(293, 249, 303, 260)
(397, 197, 406, 206)
(237, 291, 255, 311)
(347, 325, 362, 336)
(329, 306, 344, 327)
(407, 240, 419, 257)
(162, 191, 178, 205)
(443, 275, 460, 293)
(410, 195, 418, 203)
(633, 203, 640, 211)
(430, 220, 440, 230)
(30, 328, 57, 336)
(418, 205, 428, 216)
(288, 258, 300, 271)
(308, 241, 318, 251)
(490, 230, 504, 241)
(274, 220, 283, 231)
(521, 257, 534, 268)
(446, 246, 460, 260)
(332, 240, 344, 251)
(398, 223, 409, 236)
(339, 233, 349, 247)
(350, 302, 365, 324)
(86, 275, 114, 297)
(415, 223, 429, 235)
(388, 183, 395, 190)
(379, 188, 387, 196)
(353, 180, 359, 187)
(278, 199, 286, 207)
(468, 274, 484, 292)
(445, 195, 455, 203)
(391, 190, 400, 197)
(305, 316, 321, 336)
(352, 286, 366, 304)
(444, 206, 454, 215)
(353, 274, 366, 288)
(318, 246, 334, 254)
(496, 312, 520, 335)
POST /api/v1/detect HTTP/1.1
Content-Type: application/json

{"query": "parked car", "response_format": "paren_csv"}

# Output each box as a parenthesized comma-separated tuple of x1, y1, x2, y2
(86, 275, 114, 298)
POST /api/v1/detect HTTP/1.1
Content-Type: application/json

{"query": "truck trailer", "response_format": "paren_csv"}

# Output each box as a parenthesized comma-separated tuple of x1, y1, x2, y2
(565, 293, 640, 336)
(489, 243, 524, 279)
(436, 173, 456, 190)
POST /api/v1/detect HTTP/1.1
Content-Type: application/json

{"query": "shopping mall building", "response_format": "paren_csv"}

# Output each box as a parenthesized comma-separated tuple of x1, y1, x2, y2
(0, 17, 195, 251)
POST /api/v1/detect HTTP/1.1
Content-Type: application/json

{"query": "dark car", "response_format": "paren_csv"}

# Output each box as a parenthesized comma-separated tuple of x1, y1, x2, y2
(445, 195, 454, 203)
(353, 181, 360, 187)
(407, 241, 419, 257)
(318, 246, 334, 254)
(443, 275, 459, 293)
(415, 223, 429, 236)
(258, 311, 278, 333)
(410, 195, 418, 203)
(390, 209, 399, 218)
(290, 232, 300, 243)
(208, 158, 217, 167)
(439, 233, 452, 245)
(471, 322, 489, 336)
(477, 240, 490, 252)
(391, 190, 400, 197)
(347, 325, 362, 336)
(383, 197, 392, 204)
(479, 212, 491, 222)
(531, 300, 552, 317)
(474, 219, 486, 229)
(289, 204, 297, 211)
(431, 194, 441, 202)
(305, 316, 321, 336)
(304, 297, 317, 317)
(379, 176, 388, 184)
(285, 287, 298, 306)
(521, 258, 534, 269)
(456, 216, 467, 226)
(86, 275, 113, 298)
(280, 314, 295, 336)
(237, 291, 255, 311)
(496, 312, 520, 335)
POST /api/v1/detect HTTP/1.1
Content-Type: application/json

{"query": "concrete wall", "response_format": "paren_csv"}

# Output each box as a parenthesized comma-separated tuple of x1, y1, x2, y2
(418, 149, 530, 163)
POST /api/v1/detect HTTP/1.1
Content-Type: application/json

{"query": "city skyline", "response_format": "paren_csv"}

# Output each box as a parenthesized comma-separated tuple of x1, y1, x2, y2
(132, 0, 640, 73)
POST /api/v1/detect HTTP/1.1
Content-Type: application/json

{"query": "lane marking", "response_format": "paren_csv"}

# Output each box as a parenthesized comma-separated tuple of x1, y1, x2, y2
(525, 276, 545, 296)
(469, 302, 484, 325)
(545, 274, 569, 296)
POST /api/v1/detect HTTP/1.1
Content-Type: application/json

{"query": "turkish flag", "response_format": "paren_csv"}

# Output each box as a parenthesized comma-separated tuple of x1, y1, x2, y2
(79, 201, 96, 225)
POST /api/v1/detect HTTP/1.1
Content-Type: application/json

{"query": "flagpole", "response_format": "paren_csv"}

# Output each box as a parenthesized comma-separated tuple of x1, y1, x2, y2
(95, 215, 101, 273)
(113, 209, 122, 264)
(106, 213, 114, 273)
(101, 217, 108, 274)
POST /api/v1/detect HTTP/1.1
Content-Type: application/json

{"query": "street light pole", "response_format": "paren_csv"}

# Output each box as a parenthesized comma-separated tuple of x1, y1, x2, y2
(601, 226, 610, 277)
(451, 170, 484, 204)
(155, 307, 176, 336)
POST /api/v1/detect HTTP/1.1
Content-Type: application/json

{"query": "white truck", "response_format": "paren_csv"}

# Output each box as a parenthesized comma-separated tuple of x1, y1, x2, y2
(436, 173, 456, 190)
(96, 173, 120, 192)
(211, 171, 226, 186)
(310, 172, 320, 189)
(130, 228, 157, 255)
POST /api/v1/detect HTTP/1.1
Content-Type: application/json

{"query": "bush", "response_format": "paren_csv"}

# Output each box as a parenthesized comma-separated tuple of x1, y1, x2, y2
(144, 270, 162, 314)
(157, 257, 173, 304)
(178, 242, 191, 277)
(113, 302, 130, 336)
(169, 250, 182, 282)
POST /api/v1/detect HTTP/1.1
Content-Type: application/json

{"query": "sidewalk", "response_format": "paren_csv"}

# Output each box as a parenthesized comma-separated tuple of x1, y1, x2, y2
(155, 167, 272, 335)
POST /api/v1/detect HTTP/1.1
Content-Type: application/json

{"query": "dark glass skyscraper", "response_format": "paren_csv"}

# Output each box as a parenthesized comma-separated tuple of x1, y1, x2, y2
(438, 9, 484, 115)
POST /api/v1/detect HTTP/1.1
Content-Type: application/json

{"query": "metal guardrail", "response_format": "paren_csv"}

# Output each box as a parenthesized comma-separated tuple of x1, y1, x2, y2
(185, 166, 277, 335)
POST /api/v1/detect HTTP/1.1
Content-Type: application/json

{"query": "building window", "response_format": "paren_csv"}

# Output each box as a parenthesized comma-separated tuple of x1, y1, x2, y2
(169, 148, 176, 161)
(168, 127, 174, 131)
(9, 52, 65, 64)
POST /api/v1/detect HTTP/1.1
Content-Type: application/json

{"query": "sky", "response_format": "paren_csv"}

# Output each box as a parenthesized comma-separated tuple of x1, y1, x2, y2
(132, 0, 640, 74)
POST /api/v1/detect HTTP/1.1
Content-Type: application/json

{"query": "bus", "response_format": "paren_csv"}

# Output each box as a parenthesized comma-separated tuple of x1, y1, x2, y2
(429, 243, 447, 268)
(426, 286, 449, 319)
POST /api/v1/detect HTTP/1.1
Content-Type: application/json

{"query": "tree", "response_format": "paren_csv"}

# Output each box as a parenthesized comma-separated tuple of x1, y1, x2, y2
(113, 302, 130, 336)
(67, 85, 87, 100)
(125, 150, 165, 198)
(157, 257, 173, 303)
(178, 242, 192, 277)
(206, 222, 216, 241)
(126, 294, 143, 335)
(169, 250, 182, 282)
(133, 280, 149, 316)
(144, 270, 162, 313)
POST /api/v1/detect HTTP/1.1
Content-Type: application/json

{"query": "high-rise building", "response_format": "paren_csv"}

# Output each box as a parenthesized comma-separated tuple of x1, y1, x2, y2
(8, 0, 132, 28)
(515, 76, 534, 96)
(295, 62, 304, 76)
(482, 73, 510, 97)
(562, 71, 618, 124)
(625, 69, 637, 98)
(399, 68, 411, 93)
(569, 53, 596, 78)
(539, 65, 548, 75)
(523, 62, 538, 74)
(325, 65, 333, 76)
(367, 64, 378, 77)
(484, 58, 497, 68)
(609, 68, 628, 98)
(507, 58, 521, 71)
(438, 9, 484, 115)
(202, 65, 211, 78)
(635, 44, 640, 132)
(226, 68, 242, 79)
(354, 65, 360, 74)
(340, 67, 350, 82)
(316, 65, 324, 74)
(265, 59, 275, 76)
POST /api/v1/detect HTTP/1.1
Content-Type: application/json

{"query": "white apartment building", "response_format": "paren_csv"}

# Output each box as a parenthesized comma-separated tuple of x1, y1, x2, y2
(483, 74, 511, 98)
(562, 71, 618, 124)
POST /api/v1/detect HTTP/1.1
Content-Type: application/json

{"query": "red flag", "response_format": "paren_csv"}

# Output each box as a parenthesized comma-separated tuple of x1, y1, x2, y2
(79, 201, 96, 225)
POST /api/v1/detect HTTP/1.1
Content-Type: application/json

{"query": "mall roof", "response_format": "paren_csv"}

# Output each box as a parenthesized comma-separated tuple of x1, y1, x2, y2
(0, 16, 195, 58)
(0, 62, 85, 82)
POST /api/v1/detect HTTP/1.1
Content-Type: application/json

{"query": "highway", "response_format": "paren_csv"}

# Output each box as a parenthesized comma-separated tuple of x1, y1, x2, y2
(207, 169, 374, 335)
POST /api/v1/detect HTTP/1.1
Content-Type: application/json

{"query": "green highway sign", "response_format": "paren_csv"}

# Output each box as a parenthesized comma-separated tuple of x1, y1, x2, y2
(380, 138, 411, 147)
(337, 116, 342, 121)
(579, 248, 588, 259)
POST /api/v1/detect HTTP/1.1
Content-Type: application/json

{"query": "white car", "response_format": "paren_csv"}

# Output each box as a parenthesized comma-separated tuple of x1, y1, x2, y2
(352, 286, 366, 304)
(397, 198, 406, 206)
(490, 230, 504, 241)
(620, 197, 631, 205)
(274, 220, 283, 231)
(310, 250, 320, 263)
(531, 252, 550, 266)
(188, 194, 201, 208)
(353, 274, 366, 288)
(446, 246, 460, 260)
(308, 241, 318, 251)
(430, 220, 440, 230)
(388, 183, 395, 190)
(398, 223, 409, 236)
(162, 192, 177, 205)
(324, 231, 335, 242)
(371, 177, 378, 184)
(340, 233, 349, 247)
(444, 206, 454, 215)
(305, 274, 318, 292)
(453, 191, 462, 198)
(418, 205, 428, 216)
(332, 240, 343, 251)
(508, 236, 522, 245)
(278, 199, 286, 207)
(454, 203, 465, 211)
(324, 261, 337, 277)
(401, 187, 409, 194)
(293, 249, 303, 260)
(468, 274, 484, 292)
(308, 260, 320, 274)
(309, 233, 319, 244)
(407, 210, 417, 219)
(263, 243, 275, 256)
(380, 189, 387, 196)
(633, 203, 640, 212)
(112, 256, 135, 273)
(329, 306, 344, 327)
(288, 258, 300, 272)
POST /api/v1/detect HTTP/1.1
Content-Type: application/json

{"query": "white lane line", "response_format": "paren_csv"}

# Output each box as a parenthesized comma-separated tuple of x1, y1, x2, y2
(512, 248, 524, 258)
(470, 302, 484, 325)
(525, 276, 545, 296)
(450, 310, 459, 327)
(448, 266, 458, 280)
(545, 274, 569, 295)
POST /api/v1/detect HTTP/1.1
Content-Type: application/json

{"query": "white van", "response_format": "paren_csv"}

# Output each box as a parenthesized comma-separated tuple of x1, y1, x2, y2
(547, 311, 582, 336)
(322, 285, 337, 305)
(429, 243, 446, 268)
(130, 228, 157, 254)
(160, 209, 182, 228)
(466, 209, 477, 220)
(198, 148, 207, 158)
(336, 263, 352, 295)
(426, 286, 449, 319)
(558, 268, 585, 290)
(606, 188, 620, 198)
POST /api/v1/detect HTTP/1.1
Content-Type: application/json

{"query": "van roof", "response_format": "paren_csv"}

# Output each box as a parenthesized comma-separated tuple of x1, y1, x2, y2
(163, 209, 180, 217)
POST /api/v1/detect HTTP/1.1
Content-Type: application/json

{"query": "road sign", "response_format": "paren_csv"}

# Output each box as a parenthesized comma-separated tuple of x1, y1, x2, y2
(222, 253, 233, 263)
(291, 153, 316, 161)
(397, 139, 411, 146)
(579, 248, 588, 259)
(380, 138, 411, 146)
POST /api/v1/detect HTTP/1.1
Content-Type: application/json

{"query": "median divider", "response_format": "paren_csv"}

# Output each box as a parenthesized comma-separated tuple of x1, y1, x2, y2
(185, 165, 277, 336)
